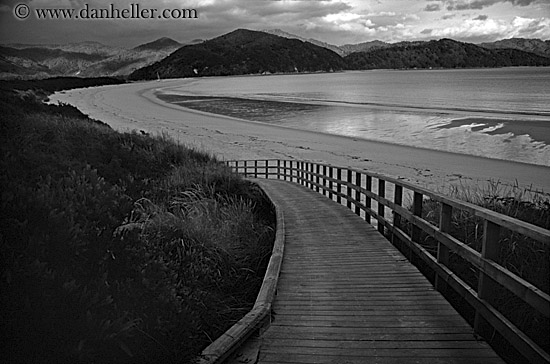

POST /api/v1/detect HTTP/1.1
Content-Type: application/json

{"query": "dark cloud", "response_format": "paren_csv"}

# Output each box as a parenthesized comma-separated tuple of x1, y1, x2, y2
(421, 28, 433, 34)
(0, 0, 354, 46)
(0, 0, 25, 5)
(424, 3, 441, 11)
(474, 14, 488, 20)
(446, 0, 540, 11)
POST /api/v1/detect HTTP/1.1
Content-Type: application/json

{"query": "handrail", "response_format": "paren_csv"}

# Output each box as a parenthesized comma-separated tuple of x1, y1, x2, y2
(225, 159, 550, 364)
(197, 182, 285, 364)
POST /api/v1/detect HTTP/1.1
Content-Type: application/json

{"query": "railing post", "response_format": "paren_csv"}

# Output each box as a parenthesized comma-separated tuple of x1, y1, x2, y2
(393, 185, 403, 247)
(435, 203, 452, 292)
(336, 168, 342, 204)
(265, 159, 269, 179)
(347, 169, 352, 210)
(474, 220, 501, 336)
(412, 192, 423, 244)
(322, 165, 327, 196)
(309, 162, 314, 190)
(308, 162, 313, 189)
(286, 160, 290, 181)
(355, 171, 361, 217)
(305, 162, 309, 188)
(328, 166, 333, 200)
(378, 179, 385, 234)
(315, 164, 320, 193)
(287, 160, 291, 182)
(254, 160, 258, 178)
(365, 175, 372, 224)
(277, 160, 281, 180)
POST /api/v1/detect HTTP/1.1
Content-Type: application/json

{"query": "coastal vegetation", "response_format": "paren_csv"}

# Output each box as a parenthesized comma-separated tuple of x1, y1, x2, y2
(0, 80, 275, 363)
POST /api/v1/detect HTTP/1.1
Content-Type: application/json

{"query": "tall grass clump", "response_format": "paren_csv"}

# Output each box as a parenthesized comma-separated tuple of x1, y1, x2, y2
(0, 85, 275, 363)
(393, 180, 549, 363)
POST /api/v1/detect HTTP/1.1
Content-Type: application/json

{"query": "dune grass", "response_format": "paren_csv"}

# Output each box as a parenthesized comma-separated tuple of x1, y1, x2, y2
(0, 86, 275, 363)
(393, 180, 549, 363)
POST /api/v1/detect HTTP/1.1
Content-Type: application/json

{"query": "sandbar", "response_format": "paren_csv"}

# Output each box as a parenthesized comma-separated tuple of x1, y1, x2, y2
(49, 79, 550, 195)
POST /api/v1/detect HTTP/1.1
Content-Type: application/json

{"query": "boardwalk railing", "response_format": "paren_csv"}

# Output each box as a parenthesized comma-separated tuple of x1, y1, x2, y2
(226, 159, 550, 364)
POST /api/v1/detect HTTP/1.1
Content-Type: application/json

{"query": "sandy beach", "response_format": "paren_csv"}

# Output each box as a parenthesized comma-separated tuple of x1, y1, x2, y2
(50, 79, 550, 194)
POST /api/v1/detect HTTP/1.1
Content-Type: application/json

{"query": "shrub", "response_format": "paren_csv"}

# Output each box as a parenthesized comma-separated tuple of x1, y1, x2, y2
(0, 87, 274, 363)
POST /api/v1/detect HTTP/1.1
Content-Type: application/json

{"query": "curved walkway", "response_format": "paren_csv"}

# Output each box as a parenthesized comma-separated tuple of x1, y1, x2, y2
(252, 179, 504, 364)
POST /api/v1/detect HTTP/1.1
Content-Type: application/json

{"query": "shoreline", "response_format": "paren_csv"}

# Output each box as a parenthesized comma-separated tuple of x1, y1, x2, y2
(49, 79, 550, 194)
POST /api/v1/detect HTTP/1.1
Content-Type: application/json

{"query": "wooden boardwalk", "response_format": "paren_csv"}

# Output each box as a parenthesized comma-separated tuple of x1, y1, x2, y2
(252, 179, 505, 364)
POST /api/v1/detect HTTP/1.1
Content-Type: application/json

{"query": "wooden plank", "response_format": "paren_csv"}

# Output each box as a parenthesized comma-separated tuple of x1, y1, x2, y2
(262, 339, 497, 350)
(263, 325, 477, 336)
(274, 302, 454, 309)
(273, 309, 460, 316)
(263, 331, 478, 342)
(258, 353, 505, 364)
(260, 347, 502, 358)
(271, 320, 472, 328)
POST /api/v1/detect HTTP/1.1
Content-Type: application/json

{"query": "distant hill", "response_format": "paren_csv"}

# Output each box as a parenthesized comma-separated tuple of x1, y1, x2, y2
(479, 38, 550, 58)
(259, 30, 550, 62)
(262, 29, 395, 56)
(129, 29, 347, 80)
(133, 37, 181, 52)
(0, 55, 51, 79)
(344, 38, 550, 70)
(263, 28, 345, 56)
(339, 41, 389, 55)
(0, 38, 182, 79)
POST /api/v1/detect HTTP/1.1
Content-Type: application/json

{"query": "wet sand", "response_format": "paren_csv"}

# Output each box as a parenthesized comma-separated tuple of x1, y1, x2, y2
(49, 79, 550, 194)
(437, 118, 550, 145)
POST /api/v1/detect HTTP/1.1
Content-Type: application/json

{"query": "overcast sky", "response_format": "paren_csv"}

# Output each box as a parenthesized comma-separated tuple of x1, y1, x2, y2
(1, 0, 549, 47)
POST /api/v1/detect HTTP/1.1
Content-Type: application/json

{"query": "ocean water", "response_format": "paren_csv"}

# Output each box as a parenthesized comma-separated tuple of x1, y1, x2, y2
(158, 68, 550, 166)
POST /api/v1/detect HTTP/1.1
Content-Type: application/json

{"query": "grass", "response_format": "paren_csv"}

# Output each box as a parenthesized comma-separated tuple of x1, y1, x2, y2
(0, 81, 275, 363)
(391, 180, 549, 363)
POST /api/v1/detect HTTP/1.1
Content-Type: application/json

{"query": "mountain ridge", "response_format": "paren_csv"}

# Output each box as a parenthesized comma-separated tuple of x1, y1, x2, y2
(344, 38, 550, 69)
(2, 30, 549, 80)
(264, 29, 550, 58)
(133, 37, 181, 52)
(478, 38, 550, 58)
(128, 29, 347, 80)
(0, 38, 183, 79)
